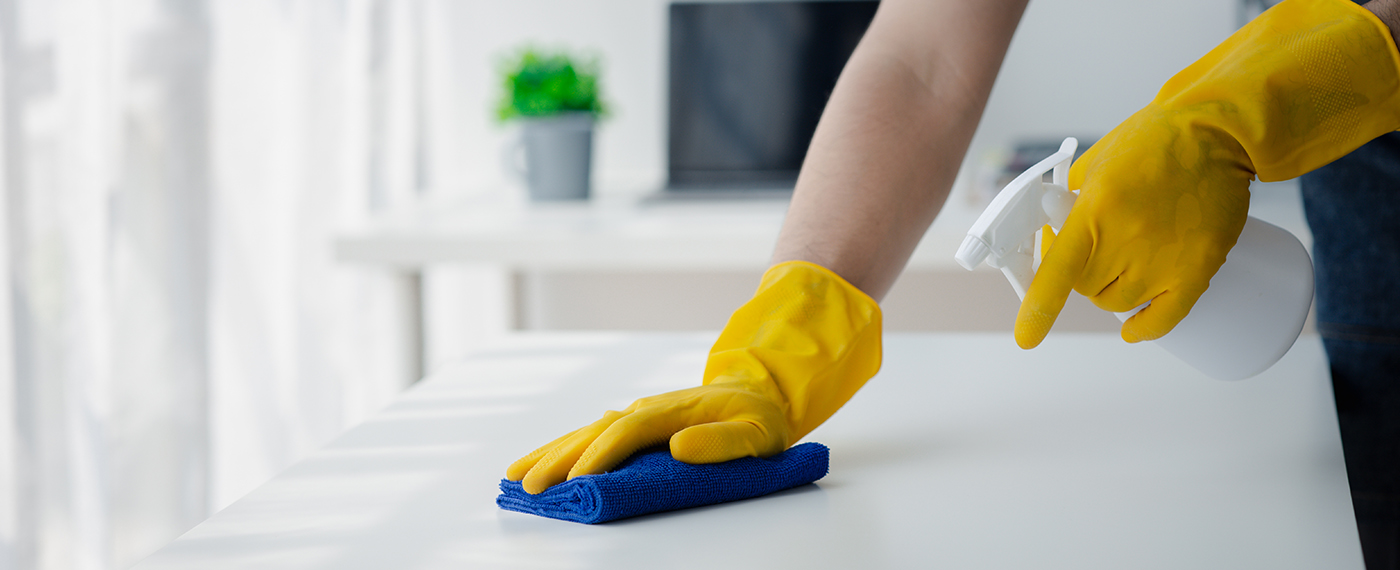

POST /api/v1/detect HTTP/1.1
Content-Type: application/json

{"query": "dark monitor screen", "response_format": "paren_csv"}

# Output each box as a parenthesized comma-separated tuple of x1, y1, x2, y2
(667, 1, 879, 191)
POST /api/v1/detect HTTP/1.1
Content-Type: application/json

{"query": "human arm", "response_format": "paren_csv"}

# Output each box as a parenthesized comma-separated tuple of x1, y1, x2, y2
(773, 0, 1030, 300)
(505, 0, 1030, 494)
(1368, 0, 1400, 39)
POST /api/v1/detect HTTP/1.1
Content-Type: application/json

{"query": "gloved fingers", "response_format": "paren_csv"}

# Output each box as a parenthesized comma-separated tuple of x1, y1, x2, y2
(1073, 252, 1128, 301)
(505, 426, 583, 481)
(1119, 285, 1205, 343)
(520, 411, 623, 494)
(670, 420, 784, 464)
(1016, 221, 1093, 349)
(1087, 275, 1157, 313)
(567, 405, 690, 480)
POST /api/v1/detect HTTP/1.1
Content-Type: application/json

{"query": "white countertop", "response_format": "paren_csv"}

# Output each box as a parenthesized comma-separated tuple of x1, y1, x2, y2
(134, 332, 1359, 569)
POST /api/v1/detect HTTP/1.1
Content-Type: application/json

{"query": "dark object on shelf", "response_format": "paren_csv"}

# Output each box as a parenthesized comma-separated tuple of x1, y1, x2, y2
(667, 1, 878, 193)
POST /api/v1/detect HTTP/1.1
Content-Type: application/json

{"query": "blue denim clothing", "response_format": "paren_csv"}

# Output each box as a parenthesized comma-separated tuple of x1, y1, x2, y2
(1301, 131, 1400, 570)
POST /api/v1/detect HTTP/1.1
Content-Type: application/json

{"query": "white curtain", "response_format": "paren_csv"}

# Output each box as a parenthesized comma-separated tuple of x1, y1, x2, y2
(0, 1, 440, 568)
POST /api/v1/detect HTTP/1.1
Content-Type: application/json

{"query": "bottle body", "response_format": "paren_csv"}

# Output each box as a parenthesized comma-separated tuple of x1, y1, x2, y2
(1115, 216, 1314, 380)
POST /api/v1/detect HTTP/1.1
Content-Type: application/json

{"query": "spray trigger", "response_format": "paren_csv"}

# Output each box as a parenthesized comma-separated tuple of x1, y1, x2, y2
(954, 138, 1079, 300)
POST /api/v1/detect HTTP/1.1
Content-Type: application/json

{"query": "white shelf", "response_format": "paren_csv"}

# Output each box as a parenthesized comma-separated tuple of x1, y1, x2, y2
(334, 189, 988, 272)
(335, 180, 1311, 273)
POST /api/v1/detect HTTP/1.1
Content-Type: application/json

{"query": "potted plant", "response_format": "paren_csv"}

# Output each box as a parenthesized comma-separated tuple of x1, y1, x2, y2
(497, 48, 608, 201)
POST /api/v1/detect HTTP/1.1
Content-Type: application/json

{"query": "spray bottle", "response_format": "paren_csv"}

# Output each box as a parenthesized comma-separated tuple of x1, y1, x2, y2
(954, 138, 1314, 381)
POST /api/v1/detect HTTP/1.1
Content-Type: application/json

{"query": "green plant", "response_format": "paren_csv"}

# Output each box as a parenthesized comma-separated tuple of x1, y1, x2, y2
(496, 48, 608, 122)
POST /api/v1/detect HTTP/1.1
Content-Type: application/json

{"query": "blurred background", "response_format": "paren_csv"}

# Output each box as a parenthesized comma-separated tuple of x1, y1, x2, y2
(0, 0, 1292, 568)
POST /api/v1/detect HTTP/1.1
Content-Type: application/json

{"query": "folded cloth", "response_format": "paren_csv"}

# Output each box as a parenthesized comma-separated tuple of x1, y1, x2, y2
(497, 442, 829, 524)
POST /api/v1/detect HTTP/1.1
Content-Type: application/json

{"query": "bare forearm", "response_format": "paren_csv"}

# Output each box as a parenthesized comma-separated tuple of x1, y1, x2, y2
(1367, 0, 1400, 40)
(772, 0, 1028, 300)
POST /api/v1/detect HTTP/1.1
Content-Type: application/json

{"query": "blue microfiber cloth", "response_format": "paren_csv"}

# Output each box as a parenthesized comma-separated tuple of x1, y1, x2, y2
(497, 442, 829, 524)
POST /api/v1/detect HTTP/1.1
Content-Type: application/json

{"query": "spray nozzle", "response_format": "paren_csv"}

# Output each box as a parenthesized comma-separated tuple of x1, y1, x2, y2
(955, 138, 1079, 300)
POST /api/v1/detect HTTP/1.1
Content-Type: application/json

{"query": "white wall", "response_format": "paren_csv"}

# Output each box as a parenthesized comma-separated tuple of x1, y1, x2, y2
(975, 0, 1235, 160)
(432, 0, 668, 194)
(429, 0, 1237, 198)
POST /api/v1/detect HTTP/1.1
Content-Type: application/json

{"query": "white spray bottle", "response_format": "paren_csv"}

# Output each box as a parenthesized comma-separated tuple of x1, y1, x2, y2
(954, 138, 1314, 381)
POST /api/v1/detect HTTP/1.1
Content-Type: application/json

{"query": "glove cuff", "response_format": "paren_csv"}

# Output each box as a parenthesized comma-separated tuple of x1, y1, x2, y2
(703, 261, 882, 441)
(1156, 0, 1400, 181)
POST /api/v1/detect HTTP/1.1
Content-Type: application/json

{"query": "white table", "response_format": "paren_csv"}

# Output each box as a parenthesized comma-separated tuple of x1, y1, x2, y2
(134, 332, 1361, 569)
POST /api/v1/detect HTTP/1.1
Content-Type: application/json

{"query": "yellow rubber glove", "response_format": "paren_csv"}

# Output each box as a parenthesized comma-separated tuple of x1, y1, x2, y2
(1016, 0, 1400, 349)
(506, 261, 881, 494)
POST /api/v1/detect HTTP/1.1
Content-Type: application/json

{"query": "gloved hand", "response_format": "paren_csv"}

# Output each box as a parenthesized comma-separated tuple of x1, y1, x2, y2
(506, 261, 881, 494)
(1016, 0, 1400, 348)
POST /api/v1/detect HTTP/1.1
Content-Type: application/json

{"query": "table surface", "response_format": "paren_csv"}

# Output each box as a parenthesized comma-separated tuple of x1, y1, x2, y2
(332, 181, 1312, 271)
(133, 332, 1360, 570)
